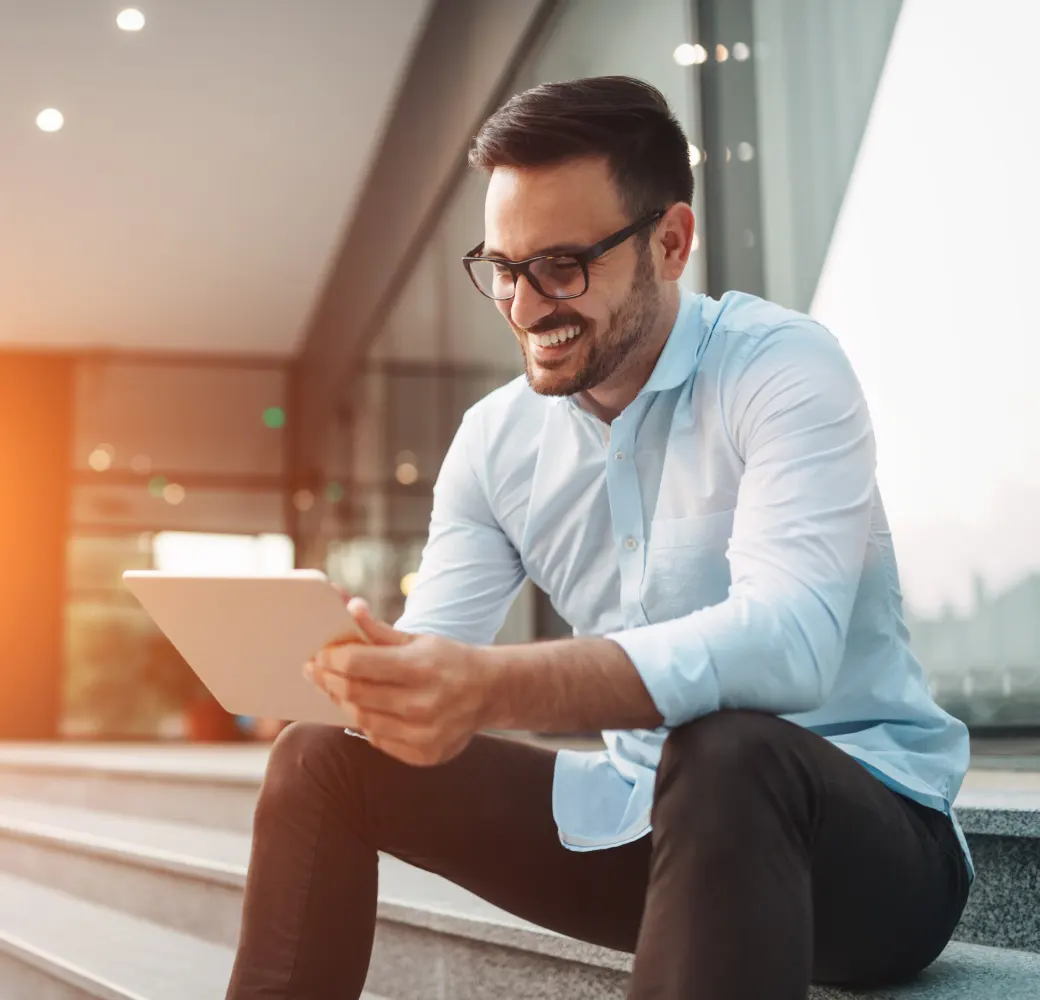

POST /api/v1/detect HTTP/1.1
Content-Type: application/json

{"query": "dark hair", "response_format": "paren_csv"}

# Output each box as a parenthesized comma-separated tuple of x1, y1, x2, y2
(469, 76, 694, 223)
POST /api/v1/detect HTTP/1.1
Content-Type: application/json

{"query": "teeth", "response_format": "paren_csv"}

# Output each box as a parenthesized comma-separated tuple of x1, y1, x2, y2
(532, 325, 581, 348)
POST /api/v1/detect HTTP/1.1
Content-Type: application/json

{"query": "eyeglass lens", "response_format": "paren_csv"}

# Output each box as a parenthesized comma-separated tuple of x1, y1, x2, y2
(469, 255, 586, 300)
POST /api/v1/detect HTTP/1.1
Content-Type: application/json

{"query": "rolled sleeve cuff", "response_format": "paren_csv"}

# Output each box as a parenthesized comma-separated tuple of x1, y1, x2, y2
(605, 619, 720, 729)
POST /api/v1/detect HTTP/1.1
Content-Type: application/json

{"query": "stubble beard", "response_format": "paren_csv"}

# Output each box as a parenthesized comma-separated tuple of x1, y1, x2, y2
(521, 247, 660, 398)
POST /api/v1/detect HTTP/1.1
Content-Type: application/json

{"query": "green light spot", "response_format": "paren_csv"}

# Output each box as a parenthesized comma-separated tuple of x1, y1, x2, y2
(148, 476, 167, 497)
(325, 481, 344, 503)
(263, 406, 286, 429)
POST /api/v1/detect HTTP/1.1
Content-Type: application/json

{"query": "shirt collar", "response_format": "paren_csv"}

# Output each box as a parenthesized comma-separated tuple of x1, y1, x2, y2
(551, 289, 707, 410)
(636, 288, 704, 397)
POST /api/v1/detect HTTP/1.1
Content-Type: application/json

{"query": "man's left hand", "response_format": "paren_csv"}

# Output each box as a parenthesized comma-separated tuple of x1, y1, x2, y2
(303, 599, 494, 767)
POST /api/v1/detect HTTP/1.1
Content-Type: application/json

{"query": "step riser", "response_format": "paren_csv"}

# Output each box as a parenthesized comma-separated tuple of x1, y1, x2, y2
(1, 831, 1040, 1000)
(0, 827, 636, 998)
(953, 834, 1040, 953)
(0, 832, 245, 948)
(5, 764, 1039, 956)
(0, 829, 634, 999)
(2, 821, 1040, 962)
(367, 922, 629, 1000)
(0, 769, 257, 833)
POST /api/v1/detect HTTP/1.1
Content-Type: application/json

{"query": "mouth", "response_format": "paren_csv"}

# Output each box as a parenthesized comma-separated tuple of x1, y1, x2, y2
(527, 324, 583, 357)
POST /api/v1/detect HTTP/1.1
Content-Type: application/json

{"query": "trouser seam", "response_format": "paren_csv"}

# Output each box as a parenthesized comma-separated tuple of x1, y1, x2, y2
(283, 793, 327, 993)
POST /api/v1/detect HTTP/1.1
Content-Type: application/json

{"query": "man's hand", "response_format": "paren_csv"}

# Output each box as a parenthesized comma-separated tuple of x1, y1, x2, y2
(304, 597, 493, 767)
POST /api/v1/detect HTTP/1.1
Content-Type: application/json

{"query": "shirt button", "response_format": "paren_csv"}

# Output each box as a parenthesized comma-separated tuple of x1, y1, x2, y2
(614, 450, 625, 461)
(624, 536, 639, 551)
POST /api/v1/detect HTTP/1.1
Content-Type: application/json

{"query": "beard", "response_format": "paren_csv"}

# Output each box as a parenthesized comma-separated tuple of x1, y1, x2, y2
(520, 246, 661, 398)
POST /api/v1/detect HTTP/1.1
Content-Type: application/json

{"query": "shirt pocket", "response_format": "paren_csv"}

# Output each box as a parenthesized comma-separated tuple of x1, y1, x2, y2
(642, 509, 735, 621)
(649, 508, 736, 550)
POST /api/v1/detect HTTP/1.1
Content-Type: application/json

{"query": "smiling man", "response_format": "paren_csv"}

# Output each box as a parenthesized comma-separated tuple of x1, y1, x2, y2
(226, 77, 972, 1000)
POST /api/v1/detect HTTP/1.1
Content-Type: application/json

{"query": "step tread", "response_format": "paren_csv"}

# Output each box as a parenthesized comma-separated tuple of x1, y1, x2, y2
(3, 756, 1040, 998)
(2, 744, 1039, 830)
(0, 744, 269, 785)
(0, 794, 543, 931)
(0, 871, 392, 1000)
(812, 941, 1040, 999)
(0, 871, 1037, 1000)
(0, 870, 225, 1000)
(0, 794, 250, 870)
(0, 811, 1039, 997)
(1, 743, 1038, 797)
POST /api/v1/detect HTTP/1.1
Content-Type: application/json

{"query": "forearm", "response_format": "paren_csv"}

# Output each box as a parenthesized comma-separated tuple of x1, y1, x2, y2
(480, 636, 664, 733)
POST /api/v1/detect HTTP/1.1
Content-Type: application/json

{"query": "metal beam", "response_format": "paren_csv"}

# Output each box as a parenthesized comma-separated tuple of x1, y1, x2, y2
(292, 0, 561, 485)
(694, 0, 767, 298)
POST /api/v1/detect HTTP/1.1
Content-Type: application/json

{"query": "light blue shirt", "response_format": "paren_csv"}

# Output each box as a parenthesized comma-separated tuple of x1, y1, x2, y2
(396, 289, 973, 878)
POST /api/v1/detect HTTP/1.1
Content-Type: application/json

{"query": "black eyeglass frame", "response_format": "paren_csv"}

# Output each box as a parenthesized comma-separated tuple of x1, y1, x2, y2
(461, 209, 666, 301)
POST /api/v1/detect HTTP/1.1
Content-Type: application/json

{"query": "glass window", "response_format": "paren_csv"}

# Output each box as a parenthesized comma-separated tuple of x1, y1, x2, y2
(741, 0, 1040, 733)
(322, 0, 702, 644)
(62, 530, 293, 738)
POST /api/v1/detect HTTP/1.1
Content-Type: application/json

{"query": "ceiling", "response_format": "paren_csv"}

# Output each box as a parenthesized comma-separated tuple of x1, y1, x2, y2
(0, 0, 431, 356)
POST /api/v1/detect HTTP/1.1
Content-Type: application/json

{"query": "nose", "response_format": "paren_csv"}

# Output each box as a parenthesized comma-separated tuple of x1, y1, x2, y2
(508, 274, 555, 332)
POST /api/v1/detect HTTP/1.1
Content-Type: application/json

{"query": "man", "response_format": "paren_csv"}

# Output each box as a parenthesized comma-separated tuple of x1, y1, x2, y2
(226, 76, 971, 1000)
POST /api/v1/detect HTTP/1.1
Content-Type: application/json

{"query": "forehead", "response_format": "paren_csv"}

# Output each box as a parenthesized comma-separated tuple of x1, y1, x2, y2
(483, 157, 627, 259)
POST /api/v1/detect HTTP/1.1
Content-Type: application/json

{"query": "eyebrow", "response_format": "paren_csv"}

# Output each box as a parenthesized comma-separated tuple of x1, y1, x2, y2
(481, 240, 588, 260)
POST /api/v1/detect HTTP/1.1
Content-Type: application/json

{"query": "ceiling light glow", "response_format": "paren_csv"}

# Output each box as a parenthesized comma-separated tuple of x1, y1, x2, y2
(36, 109, 64, 132)
(673, 44, 697, 66)
(117, 8, 146, 32)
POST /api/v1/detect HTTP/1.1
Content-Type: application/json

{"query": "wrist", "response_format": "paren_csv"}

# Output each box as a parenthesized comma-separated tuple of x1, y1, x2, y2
(473, 643, 509, 730)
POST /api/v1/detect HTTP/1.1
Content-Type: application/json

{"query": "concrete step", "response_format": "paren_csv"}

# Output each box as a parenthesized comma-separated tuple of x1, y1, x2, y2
(947, 781, 1040, 954)
(0, 872, 387, 1000)
(0, 744, 267, 833)
(0, 871, 234, 1000)
(1, 744, 1040, 953)
(0, 797, 1039, 998)
(0, 794, 544, 946)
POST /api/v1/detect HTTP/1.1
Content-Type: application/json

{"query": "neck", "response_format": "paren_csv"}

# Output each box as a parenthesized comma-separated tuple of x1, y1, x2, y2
(579, 285, 681, 422)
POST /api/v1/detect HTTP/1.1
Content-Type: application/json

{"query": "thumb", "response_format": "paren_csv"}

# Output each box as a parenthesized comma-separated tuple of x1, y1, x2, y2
(348, 597, 411, 646)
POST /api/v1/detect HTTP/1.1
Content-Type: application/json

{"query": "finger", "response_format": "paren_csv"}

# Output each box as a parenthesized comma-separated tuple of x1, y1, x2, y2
(348, 598, 411, 646)
(365, 726, 470, 768)
(355, 708, 428, 743)
(322, 644, 420, 685)
(342, 679, 433, 720)
(304, 656, 348, 701)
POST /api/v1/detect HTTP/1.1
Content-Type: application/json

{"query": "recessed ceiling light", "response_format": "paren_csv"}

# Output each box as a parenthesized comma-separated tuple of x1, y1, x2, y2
(117, 8, 146, 32)
(674, 42, 709, 66)
(36, 109, 64, 132)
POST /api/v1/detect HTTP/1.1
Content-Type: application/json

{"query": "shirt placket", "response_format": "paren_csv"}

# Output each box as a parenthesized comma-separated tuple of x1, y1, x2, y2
(605, 401, 651, 630)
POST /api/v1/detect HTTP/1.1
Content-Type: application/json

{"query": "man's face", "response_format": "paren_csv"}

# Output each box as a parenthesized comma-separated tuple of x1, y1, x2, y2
(483, 156, 661, 397)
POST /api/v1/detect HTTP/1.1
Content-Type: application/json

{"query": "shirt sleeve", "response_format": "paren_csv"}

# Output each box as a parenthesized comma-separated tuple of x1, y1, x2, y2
(394, 407, 527, 645)
(605, 321, 877, 727)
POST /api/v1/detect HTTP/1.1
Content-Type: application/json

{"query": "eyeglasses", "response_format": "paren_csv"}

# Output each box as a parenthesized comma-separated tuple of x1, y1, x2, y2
(461, 210, 665, 301)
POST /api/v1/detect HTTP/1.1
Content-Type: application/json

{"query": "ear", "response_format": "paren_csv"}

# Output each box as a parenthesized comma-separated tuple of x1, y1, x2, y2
(656, 203, 696, 281)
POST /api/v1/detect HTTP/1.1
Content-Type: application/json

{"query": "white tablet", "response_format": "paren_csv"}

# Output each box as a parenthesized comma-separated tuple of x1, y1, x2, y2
(122, 569, 365, 728)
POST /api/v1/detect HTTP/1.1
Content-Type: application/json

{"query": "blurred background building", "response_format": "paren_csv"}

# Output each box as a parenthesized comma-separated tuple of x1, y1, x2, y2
(1, 0, 1037, 743)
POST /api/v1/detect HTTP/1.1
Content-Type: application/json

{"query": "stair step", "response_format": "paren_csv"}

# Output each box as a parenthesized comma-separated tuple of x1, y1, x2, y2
(4, 746, 1040, 982)
(0, 794, 533, 944)
(0, 872, 382, 1000)
(0, 875, 1037, 1000)
(1, 798, 1039, 997)
(0, 744, 267, 833)
(0, 871, 233, 1000)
